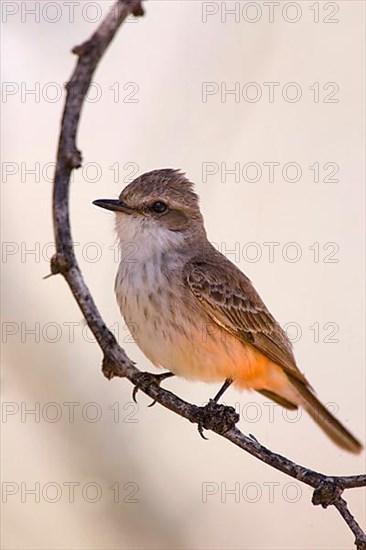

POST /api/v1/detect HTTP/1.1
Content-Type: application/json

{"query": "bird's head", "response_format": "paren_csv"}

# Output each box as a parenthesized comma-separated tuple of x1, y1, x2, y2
(93, 169, 206, 254)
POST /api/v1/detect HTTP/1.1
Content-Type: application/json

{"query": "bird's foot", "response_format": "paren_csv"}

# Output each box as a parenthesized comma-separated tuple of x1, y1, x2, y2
(132, 371, 174, 406)
(195, 399, 239, 440)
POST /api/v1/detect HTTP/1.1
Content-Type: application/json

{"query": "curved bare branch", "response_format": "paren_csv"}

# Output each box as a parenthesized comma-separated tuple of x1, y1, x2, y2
(50, 2, 366, 548)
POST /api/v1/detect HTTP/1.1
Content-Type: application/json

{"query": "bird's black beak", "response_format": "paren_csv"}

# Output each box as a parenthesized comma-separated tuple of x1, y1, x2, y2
(92, 199, 135, 214)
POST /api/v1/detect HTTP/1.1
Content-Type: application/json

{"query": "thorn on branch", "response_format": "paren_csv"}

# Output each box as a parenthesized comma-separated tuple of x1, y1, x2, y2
(50, 253, 70, 275)
(132, 1, 145, 17)
(72, 39, 95, 57)
(65, 148, 82, 169)
(312, 480, 343, 508)
(249, 433, 259, 444)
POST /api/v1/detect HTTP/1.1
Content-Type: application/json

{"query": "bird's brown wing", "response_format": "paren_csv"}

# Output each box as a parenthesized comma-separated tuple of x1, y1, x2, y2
(184, 253, 309, 386)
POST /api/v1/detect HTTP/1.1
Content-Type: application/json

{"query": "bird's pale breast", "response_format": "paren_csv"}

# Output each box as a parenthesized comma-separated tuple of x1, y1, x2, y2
(115, 254, 288, 392)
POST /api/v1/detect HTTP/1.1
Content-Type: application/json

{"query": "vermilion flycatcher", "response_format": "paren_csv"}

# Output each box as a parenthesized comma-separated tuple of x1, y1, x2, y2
(94, 169, 362, 453)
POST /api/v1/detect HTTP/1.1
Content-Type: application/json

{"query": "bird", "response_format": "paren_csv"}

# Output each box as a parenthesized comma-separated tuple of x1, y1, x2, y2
(93, 168, 362, 453)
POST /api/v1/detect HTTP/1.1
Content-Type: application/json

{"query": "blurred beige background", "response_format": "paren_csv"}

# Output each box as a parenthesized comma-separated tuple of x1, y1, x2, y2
(1, 1, 365, 549)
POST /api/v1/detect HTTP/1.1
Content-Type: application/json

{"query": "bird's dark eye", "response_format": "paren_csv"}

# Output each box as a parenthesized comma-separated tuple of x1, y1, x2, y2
(152, 201, 167, 213)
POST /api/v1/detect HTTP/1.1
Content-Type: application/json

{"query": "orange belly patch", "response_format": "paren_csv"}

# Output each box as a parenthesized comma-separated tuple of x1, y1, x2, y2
(168, 323, 290, 395)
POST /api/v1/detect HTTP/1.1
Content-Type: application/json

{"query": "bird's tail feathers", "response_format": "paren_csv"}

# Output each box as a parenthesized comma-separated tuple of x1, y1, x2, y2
(287, 374, 362, 454)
